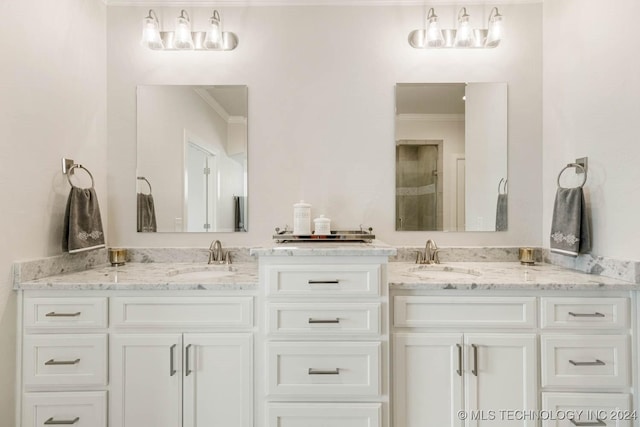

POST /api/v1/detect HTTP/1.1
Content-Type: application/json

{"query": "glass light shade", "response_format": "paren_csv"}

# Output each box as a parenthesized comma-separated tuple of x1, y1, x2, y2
(425, 9, 444, 48)
(454, 9, 475, 48)
(485, 12, 504, 47)
(141, 11, 163, 50)
(204, 11, 222, 49)
(174, 11, 194, 50)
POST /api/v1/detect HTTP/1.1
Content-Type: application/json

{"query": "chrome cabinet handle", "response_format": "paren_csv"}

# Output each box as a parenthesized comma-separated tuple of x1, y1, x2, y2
(308, 280, 340, 284)
(456, 343, 462, 376)
(569, 359, 605, 366)
(569, 312, 605, 318)
(170, 344, 177, 376)
(570, 419, 606, 426)
(45, 359, 80, 366)
(185, 344, 192, 376)
(308, 318, 340, 324)
(45, 312, 81, 317)
(44, 417, 80, 425)
(471, 344, 478, 376)
(308, 368, 340, 375)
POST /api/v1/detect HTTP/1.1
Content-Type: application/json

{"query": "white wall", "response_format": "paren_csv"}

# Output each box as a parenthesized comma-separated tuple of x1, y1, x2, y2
(543, 0, 640, 261)
(108, 4, 542, 247)
(0, 0, 107, 423)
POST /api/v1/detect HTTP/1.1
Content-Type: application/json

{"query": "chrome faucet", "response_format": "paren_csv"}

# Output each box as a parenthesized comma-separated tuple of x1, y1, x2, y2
(209, 240, 223, 264)
(416, 239, 440, 264)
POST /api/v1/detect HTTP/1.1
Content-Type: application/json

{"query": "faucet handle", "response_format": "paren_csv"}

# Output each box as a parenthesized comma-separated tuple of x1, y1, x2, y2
(415, 251, 425, 264)
(224, 251, 232, 265)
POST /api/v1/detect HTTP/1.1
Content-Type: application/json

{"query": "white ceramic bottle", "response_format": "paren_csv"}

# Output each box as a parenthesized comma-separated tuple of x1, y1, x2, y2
(314, 215, 331, 236)
(293, 200, 311, 235)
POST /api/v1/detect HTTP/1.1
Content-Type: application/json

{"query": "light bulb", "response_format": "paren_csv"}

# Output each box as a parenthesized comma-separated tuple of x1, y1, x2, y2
(204, 10, 223, 49)
(454, 8, 475, 48)
(174, 10, 194, 50)
(425, 8, 444, 48)
(141, 10, 163, 50)
(485, 7, 504, 48)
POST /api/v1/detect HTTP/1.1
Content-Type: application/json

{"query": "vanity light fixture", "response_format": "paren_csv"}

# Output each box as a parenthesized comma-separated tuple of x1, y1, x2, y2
(408, 6, 504, 49)
(140, 9, 238, 51)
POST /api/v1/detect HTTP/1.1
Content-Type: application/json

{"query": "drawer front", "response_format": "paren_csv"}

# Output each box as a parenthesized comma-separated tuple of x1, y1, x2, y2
(24, 297, 107, 331)
(541, 335, 629, 388)
(22, 391, 106, 427)
(110, 297, 253, 329)
(23, 334, 107, 390)
(267, 302, 381, 337)
(541, 297, 629, 330)
(265, 264, 381, 297)
(267, 403, 382, 427)
(542, 392, 631, 427)
(267, 342, 381, 396)
(394, 296, 536, 328)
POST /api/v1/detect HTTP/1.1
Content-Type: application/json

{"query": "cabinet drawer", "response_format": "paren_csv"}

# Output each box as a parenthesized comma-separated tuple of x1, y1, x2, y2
(394, 296, 536, 328)
(266, 403, 382, 427)
(24, 297, 107, 331)
(265, 264, 381, 297)
(541, 297, 629, 330)
(110, 297, 253, 329)
(23, 334, 107, 390)
(22, 391, 106, 427)
(542, 392, 631, 427)
(267, 303, 381, 337)
(267, 342, 381, 396)
(541, 335, 629, 389)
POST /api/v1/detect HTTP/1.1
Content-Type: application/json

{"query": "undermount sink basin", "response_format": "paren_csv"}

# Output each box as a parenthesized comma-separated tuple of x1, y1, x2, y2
(408, 265, 482, 279)
(166, 265, 237, 280)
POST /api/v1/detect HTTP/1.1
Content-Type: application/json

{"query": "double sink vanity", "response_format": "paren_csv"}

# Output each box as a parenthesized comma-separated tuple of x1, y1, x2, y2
(13, 243, 639, 427)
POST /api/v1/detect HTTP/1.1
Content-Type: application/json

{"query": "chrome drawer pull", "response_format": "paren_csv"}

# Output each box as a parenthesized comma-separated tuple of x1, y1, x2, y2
(308, 318, 340, 324)
(185, 344, 192, 376)
(170, 344, 177, 376)
(570, 419, 606, 426)
(45, 312, 81, 317)
(308, 280, 340, 284)
(569, 312, 605, 318)
(308, 368, 340, 375)
(456, 343, 463, 377)
(569, 359, 605, 366)
(45, 358, 80, 366)
(44, 417, 80, 425)
(471, 344, 478, 376)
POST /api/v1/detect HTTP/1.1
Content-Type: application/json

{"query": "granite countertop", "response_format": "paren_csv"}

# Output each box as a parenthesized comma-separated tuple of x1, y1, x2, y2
(16, 262, 259, 291)
(389, 262, 638, 291)
(250, 240, 397, 257)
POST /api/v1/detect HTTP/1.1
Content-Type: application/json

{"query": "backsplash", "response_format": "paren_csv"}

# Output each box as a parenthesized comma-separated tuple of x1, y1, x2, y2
(544, 250, 640, 284)
(391, 247, 538, 263)
(126, 247, 255, 264)
(13, 248, 108, 284)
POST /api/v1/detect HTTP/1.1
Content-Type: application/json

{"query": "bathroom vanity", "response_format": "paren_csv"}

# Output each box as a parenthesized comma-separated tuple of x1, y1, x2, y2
(13, 246, 639, 427)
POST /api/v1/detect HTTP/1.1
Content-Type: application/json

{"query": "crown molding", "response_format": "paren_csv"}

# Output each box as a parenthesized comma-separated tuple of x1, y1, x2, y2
(106, 0, 541, 6)
(194, 88, 230, 122)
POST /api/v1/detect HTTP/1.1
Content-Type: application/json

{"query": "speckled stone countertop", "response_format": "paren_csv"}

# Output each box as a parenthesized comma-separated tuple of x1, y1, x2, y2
(15, 262, 259, 291)
(250, 240, 397, 257)
(388, 262, 638, 291)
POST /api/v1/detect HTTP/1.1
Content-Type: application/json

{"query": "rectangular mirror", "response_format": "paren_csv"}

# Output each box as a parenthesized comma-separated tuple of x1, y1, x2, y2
(137, 85, 248, 232)
(395, 82, 507, 232)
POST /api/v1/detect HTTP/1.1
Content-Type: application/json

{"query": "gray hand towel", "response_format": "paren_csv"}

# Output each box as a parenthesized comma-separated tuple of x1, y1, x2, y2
(495, 194, 508, 231)
(63, 187, 105, 253)
(550, 187, 591, 256)
(137, 193, 157, 232)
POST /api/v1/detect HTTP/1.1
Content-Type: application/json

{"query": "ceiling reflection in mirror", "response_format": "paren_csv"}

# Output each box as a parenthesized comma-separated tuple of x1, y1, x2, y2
(395, 83, 507, 232)
(137, 85, 248, 232)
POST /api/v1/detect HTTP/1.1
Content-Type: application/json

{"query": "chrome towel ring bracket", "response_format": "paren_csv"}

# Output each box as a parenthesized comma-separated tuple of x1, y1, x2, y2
(66, 164, 95, 189)
(557, 162, 587, 189)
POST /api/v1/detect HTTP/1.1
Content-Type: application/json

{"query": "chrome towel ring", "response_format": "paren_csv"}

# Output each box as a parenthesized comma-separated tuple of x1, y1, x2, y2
(137, 176, 153, 194)
(557, 163, 587, 189)
(66, 164, 95, 189)
(498, 178, 508, 195)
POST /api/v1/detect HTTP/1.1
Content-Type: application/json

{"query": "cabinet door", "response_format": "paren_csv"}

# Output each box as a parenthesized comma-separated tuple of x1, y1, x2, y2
(393, 333, 463, 427)
(183, 333, 253, 427)
(110, 334, 183, 427)
(465, 334, 537, 427)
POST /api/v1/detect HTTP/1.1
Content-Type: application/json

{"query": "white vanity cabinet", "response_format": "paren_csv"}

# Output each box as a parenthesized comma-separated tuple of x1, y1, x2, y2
(392, 296, 538, 427)
(17, 293, 254, 427)
(259, 255, 389, 427)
